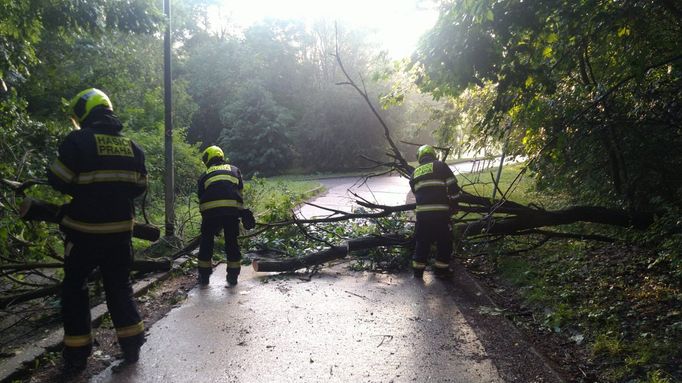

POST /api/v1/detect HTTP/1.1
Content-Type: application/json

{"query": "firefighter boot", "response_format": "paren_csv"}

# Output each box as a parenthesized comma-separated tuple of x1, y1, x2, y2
(412, 260, 426, 279)
(226, 270, 238, 287)
(120, 333, 145, 364)
(198, 269, 211, 287)
(226, 261, 240, 287)
(433, 258, 453, 279)
(62, 344, 91, 375)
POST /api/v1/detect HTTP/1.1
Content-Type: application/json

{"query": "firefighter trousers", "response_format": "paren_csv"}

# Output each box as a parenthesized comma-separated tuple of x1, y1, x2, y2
(412, 212, 453, 271)
(61, 239, 144, 362)
(198, 215, 241, 281)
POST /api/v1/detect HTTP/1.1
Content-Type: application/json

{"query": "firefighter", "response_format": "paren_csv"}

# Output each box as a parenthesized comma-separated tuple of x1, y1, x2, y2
(197, 145, 245, 287)
(47, 88, 147, 371)
(409, 145, 460, 279)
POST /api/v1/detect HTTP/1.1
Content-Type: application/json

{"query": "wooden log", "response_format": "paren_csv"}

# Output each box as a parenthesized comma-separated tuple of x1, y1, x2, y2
(0, 259, 171, 273)
(0, 259, 171, 308)
(0, 284, 61, 309)
(131, 259, 172, 273)
(252, 246, 347, 272)
(458, 205, 655, 237)
(0, 263, 63, 272)
(132, 223, 162, 242)
(251, 234, 411, 272)
(19, 198, 61, 222)
(19, 198, 161, 241)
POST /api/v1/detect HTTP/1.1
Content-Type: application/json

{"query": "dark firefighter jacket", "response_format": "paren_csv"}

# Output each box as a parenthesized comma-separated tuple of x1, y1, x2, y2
(197, 161, 244, 218)
(409, 156, 459, 215)
(47, 113, 147, 243)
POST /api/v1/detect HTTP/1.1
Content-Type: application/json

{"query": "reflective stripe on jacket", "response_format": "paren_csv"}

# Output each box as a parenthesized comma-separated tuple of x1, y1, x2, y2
(47, 117, 147, 242)
(410, 158, 459, 215)
(197, 161, 244, 218)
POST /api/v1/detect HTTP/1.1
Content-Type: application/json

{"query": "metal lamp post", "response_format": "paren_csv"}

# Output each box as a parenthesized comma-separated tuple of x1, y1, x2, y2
(163, 0, 175, 238)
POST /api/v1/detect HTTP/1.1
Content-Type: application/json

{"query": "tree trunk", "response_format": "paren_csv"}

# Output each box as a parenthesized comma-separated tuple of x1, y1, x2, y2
(457, 205, 653, 237)
(251, 234, 410, 272)
(0, 284, 61, 309)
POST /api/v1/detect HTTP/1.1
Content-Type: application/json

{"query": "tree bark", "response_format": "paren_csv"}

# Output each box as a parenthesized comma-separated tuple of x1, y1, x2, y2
(457, 205, 653, 237)
(0, 259, 171, 273)
(0, 284, 61, 309)
(251, 234, 410, 272)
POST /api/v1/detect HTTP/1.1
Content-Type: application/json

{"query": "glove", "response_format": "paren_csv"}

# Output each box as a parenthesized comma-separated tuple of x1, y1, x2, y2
(240, 209, 256, 230)
(449, 194, 460, 215)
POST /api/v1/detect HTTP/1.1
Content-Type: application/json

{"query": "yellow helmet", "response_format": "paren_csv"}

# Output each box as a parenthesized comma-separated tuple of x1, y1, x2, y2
(202, 145, 224, 167)
(68, 88, 113, 127)
(417, 145, 437, 163)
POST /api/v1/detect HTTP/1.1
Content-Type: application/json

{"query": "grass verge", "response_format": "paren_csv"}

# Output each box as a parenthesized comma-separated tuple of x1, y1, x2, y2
(459, 163, 681, 383)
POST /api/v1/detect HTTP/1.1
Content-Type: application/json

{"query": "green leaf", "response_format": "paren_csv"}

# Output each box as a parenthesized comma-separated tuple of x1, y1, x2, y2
(617, 26, 631, 37)
(542, 46, 553, 59)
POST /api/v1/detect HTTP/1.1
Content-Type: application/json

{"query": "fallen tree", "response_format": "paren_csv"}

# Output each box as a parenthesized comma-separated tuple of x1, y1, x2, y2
(251, 234, 410, 272)
(247, 191, 654, 272)
(0, 259, 172, 309)
(239, 33, 654, 273)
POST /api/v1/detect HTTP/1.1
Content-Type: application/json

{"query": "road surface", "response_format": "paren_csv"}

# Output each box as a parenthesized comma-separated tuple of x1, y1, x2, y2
(93, 267, 508, 383)
(92, 158, 561, 382)
(298, 159, 501, 218)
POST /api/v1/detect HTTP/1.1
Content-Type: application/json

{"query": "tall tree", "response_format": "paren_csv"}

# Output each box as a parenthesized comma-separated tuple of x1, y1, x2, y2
(413, 0, 682, 211)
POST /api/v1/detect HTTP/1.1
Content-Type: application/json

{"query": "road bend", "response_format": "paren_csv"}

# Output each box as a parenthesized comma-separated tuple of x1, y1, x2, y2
(92, 158, 560, 383)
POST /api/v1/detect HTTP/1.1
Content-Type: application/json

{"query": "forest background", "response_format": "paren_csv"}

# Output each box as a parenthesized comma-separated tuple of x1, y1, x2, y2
(1, 0, 681, 382)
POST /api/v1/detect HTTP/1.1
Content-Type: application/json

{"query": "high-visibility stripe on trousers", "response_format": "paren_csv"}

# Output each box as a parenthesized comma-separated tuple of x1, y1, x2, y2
(412, 214, 452, 271)
(61, 240, 142, 361)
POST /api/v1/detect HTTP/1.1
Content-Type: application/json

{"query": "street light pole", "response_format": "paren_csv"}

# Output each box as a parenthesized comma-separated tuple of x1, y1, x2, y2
(163, 0, 175, 238)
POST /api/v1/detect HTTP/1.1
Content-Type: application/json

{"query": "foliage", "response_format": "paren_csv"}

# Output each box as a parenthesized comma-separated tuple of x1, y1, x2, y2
(218, 80, 294, 177)
(0, 90, 64, 265)
(180, 19, 415, 173)
(414, 3, 682, 377)
(242, 177, 319, 220)
(1, 0, 161, 91)
(458, 166, 682, 382)
(414, 0, 682, 211)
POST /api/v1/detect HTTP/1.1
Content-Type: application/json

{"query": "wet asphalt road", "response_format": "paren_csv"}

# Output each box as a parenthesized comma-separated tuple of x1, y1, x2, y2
(297, 160, 500, 218)
(92, 266, 504, 383)
(92, 158, 559, 383)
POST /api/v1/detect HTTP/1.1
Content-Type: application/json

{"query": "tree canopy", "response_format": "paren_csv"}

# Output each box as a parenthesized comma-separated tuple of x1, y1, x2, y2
(413, 0, 682, 212)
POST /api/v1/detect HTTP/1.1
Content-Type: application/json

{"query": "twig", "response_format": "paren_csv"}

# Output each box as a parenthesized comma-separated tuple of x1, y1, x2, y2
(333, 23, 413, 177)
(293, 217, 336, 247)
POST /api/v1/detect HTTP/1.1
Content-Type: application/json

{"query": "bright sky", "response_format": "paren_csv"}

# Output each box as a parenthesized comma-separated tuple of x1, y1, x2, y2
(209, 0, 440, 59)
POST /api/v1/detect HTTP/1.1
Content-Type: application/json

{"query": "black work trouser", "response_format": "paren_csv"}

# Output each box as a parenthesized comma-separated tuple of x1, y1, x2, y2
(61, 239, 144, 362)
(413, 212, 453, 270)
(198, 215, 241, 279)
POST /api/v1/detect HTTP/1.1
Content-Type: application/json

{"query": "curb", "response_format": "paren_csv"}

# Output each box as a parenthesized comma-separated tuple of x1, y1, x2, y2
(0, 253, 196, 382)
(449, 265, 566, 382)
(405, 181, 563, 381)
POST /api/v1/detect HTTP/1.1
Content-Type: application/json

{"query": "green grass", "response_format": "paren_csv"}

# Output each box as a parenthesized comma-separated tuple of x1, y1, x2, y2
(458, 162, 535, 205)
(133, 177, 323, 250)
(463, 162, 681, 382)
(244, 177, 323, 217)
